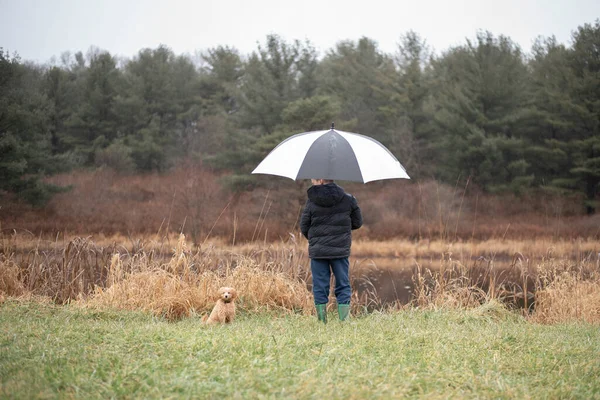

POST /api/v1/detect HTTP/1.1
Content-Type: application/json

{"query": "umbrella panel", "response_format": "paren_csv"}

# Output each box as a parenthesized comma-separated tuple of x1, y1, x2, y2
(296, 131, 364, 181)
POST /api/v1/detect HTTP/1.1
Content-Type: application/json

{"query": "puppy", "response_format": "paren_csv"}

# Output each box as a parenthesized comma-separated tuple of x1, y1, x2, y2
(203, 287, 237, 324)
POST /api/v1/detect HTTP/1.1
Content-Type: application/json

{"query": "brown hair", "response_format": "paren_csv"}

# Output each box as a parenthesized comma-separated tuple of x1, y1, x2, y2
(312, 179, 334, 184)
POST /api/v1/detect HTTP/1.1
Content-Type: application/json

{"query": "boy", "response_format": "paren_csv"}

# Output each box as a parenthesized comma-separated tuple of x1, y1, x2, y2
(300, 179, 362, 323)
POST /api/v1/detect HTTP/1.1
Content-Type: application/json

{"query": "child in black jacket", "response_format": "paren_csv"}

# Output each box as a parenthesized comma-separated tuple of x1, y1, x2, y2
(300, 179, 362, 323)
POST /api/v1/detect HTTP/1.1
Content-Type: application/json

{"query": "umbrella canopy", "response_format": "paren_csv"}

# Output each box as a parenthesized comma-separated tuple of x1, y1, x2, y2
(252, 125, 410, 183)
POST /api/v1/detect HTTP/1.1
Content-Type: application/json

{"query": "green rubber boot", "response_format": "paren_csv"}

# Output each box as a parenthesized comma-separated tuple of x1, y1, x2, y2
(315, 304, 327, 324)
(338, 304, 350, 321)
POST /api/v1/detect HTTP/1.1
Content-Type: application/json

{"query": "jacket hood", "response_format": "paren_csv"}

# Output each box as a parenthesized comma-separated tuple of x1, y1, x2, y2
(307, 183, 346, 207)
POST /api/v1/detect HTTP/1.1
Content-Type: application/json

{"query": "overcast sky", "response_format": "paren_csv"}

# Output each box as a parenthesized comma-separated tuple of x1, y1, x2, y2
(1, 0, 599, 63)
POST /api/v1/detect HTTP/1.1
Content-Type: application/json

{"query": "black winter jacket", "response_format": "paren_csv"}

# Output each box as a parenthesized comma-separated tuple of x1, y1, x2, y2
(300, 183, 362, 259)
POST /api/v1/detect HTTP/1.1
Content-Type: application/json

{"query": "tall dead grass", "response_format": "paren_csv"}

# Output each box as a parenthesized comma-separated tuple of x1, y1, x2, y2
(530, 259, 600, 324)
(0, 236, 117, 303)
(409, 253, 600, 324)
(410, 255, 515, 311)
(0, 257, 26, 297)
(85, 235, 313, 320)
(0, 232, 312, 320)
(1, 232, 599, 324)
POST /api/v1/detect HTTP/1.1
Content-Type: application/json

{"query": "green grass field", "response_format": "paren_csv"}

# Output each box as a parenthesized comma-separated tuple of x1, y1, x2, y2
(1, 301, 599, 399)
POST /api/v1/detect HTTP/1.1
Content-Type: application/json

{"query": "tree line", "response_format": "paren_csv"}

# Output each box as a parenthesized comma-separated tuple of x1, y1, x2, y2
(1, 20, 599, 212)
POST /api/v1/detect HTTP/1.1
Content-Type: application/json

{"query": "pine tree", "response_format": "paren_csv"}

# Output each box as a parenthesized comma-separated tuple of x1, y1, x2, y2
(392, 31, 432, 177)
(529, 21, 600, 212)
(0, 49, 65, 205)
(427, 32, 534, 191)
(319, 37, 398, 140)
(236, 35, 308, 135)
(567, 21, 600, 213)
(62, 49, 122, 165)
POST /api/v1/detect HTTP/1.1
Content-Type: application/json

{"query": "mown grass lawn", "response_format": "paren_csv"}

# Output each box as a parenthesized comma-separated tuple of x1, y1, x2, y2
(1, 301, 599, 399)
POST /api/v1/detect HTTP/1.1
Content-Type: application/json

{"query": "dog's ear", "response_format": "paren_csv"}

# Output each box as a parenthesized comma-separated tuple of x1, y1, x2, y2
(230, 288, 237, 298)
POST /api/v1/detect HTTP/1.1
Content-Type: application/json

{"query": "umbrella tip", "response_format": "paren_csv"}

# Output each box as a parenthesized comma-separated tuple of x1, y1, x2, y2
(331, 122, 335, 130)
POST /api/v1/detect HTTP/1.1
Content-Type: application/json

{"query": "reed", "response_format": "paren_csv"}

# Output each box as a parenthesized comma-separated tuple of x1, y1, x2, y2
(80, 234, 313, 320)
(530, 258, 600, 324)
(1, 232, 599, 324)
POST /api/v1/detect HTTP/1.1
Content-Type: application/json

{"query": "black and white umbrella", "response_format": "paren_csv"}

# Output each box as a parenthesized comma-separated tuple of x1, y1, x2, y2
(252, 124, 410, 183)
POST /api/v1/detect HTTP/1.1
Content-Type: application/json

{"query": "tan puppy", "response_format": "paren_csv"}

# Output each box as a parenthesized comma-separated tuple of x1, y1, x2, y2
(203, 287, 237, 324)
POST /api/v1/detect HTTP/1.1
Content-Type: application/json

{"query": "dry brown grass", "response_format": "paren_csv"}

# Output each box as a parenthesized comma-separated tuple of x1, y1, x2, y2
(0, 231, 316, 319)
(409, 253, 600, 324)
(351, 238, 600, 260)
(0, 256, 26, 297)
(530, 260, 600, 324)
(85, 235, 313, 320)
(1, 236, 117, 303)
(532, 278, 600, 324)
(7, 231, 597, 269)
(2, 231, 599, 323)
(412, 262, 489, 310)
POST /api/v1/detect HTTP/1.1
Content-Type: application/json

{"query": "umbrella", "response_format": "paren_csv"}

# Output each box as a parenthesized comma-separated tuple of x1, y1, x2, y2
(251, 123, 410, 183)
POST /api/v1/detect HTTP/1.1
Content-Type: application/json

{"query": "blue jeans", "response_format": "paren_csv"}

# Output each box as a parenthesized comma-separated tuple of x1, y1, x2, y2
(310, 257, 351, 305)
